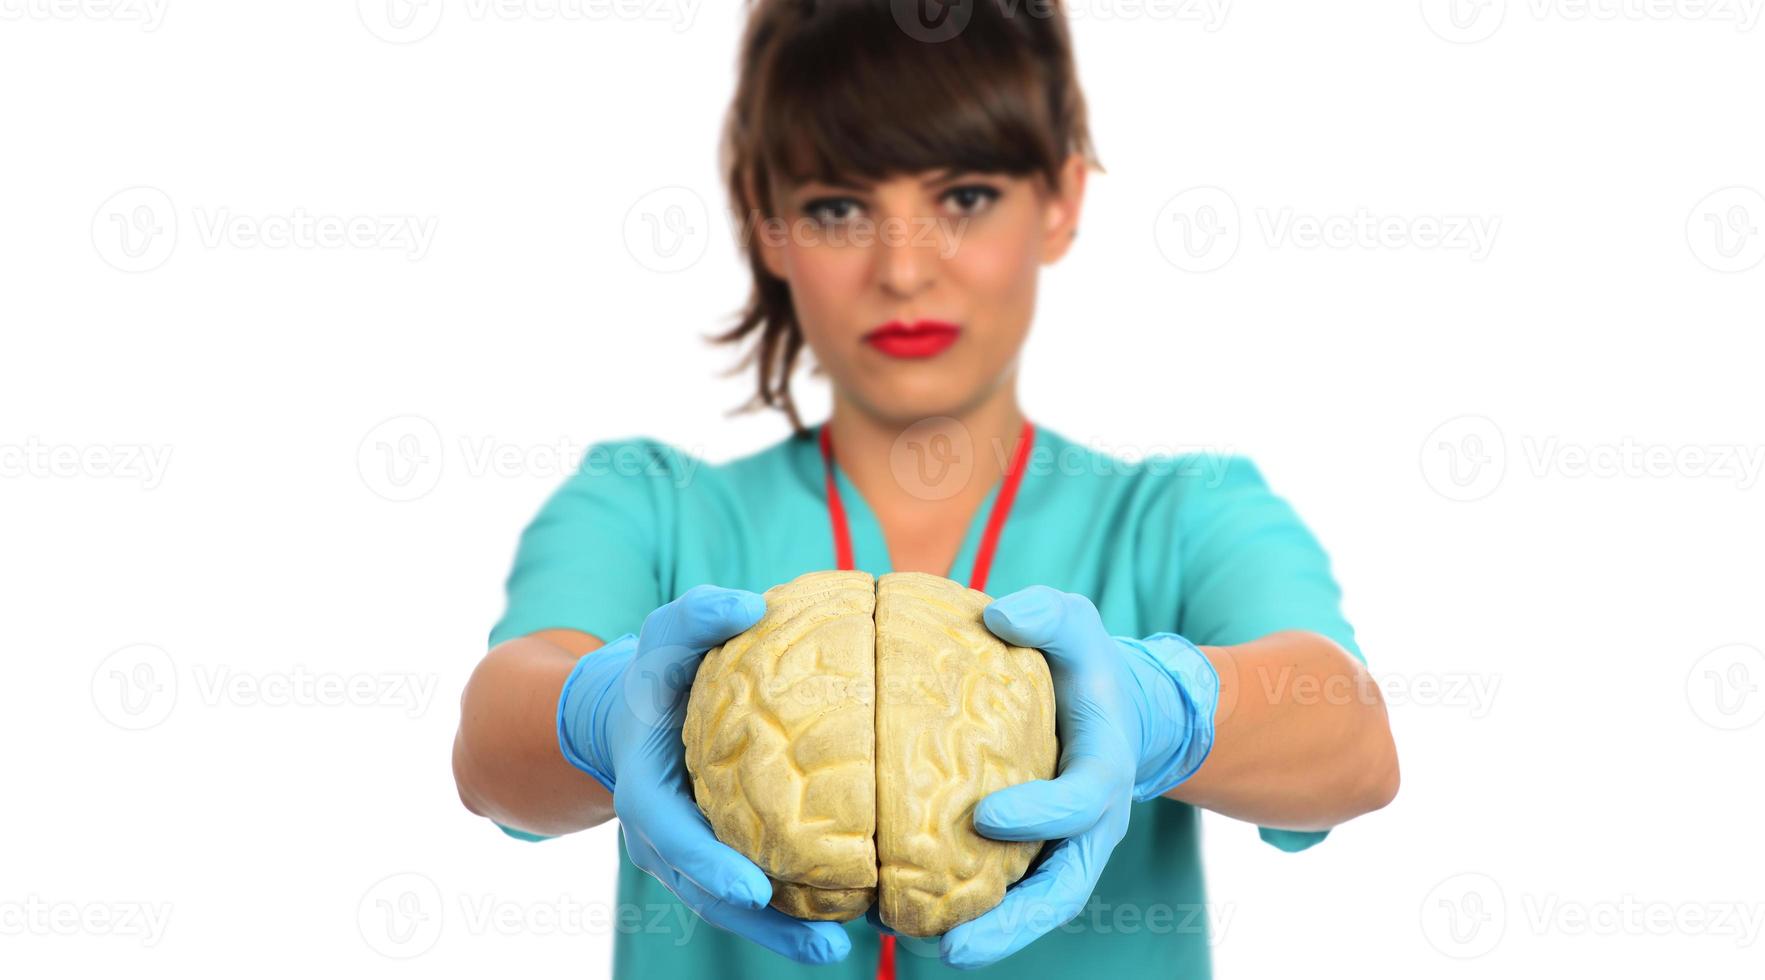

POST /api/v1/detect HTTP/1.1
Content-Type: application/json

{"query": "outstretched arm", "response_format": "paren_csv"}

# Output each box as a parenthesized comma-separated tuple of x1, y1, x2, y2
(1171, 630, 1398, 831)
(947, 588, 1398, 968)
(453, 628, 613, 837)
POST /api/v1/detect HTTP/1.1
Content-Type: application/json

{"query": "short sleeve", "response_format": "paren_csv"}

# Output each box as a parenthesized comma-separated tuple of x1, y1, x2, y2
(1173, 457, 1360, 661)
(495, 822, 553, 842)
(1172, 456, 1360, 852)
(487, 439, 673, 649)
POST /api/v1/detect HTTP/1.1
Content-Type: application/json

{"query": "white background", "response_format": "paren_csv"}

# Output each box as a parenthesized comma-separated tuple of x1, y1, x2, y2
(3, 0, 1763, 976)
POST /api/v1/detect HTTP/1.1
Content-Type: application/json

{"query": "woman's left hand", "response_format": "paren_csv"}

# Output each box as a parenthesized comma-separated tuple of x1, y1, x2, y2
(937, 586, 1219, 969)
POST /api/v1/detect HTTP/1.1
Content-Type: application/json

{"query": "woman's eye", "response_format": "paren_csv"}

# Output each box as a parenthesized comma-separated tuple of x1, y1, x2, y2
(804, 197, 863, 224)
(942, 184, 1001, 216)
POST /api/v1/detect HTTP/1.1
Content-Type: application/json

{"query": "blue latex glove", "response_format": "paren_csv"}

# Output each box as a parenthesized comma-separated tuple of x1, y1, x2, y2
(556, 585, 853, 965)
(939, 586, 1221, 969)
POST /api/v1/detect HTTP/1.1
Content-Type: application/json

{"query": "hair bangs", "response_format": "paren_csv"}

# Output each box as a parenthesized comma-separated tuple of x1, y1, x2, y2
(754, 6, 1066, 194)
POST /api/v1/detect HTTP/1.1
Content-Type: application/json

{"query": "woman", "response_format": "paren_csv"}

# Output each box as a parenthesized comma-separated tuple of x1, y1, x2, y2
(453, 1, 1399, 976)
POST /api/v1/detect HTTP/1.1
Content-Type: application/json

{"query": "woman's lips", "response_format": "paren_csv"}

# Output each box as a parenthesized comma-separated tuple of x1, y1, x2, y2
(862, 319, 961, 359)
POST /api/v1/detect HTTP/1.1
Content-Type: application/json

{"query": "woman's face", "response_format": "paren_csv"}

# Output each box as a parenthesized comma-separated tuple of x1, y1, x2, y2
(759, 153, 1087, 427)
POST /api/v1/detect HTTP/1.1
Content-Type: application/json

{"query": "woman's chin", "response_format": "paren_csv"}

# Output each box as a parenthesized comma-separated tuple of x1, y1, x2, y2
(861, 393, 991, 430)
(833, 354, 1010, 427)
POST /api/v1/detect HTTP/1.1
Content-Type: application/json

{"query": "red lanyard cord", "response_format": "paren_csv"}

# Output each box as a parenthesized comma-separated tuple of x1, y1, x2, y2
(818, 420, 1034, 591)
(817, 418, 1036, 979)
(966, 420, 1035, 593)
(817, 424, 858, 573)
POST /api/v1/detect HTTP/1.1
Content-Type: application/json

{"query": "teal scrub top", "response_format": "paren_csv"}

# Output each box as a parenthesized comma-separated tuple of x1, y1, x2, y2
(487, 422, 1363, 979)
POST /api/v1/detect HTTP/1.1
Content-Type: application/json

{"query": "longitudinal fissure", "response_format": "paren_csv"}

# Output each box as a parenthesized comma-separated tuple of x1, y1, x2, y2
(871, 584, 882, 885)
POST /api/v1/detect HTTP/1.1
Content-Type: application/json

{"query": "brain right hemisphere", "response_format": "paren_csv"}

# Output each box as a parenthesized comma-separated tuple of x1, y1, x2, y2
(681, 570, 1058, 938)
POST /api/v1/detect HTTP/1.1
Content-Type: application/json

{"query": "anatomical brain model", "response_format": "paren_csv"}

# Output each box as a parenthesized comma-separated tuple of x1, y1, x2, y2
(682, 570, 1058, 937)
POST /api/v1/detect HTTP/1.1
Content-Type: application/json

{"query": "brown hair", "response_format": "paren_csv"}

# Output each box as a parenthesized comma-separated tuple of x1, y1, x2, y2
(715, 0, 1101, 434)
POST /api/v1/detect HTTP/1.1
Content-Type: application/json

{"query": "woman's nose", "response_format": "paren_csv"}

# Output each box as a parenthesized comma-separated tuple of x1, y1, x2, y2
(876, 219, 940, 297)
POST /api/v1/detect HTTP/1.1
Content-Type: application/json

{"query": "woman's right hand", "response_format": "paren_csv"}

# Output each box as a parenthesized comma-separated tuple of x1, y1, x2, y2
(555, 585, 854, 965)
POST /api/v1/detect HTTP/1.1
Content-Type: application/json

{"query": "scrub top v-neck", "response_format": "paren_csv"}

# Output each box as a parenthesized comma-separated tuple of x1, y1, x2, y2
(488, 423, 1364, 980)
(816, 420, 1033, 591)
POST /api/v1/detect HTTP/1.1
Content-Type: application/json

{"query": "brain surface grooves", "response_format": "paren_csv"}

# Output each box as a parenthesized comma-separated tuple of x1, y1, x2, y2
(682, 569, 1057, 937)
(683, 570, 877, 901)
(874, 572, 1058, 937)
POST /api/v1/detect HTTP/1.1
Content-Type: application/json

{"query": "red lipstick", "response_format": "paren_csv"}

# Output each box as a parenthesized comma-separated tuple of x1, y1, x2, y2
(862, 319, 961, 359)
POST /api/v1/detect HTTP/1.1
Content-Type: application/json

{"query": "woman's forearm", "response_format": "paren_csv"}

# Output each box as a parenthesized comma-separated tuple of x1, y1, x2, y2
(456, 626, 1396, 837)
(453, 630, 615, 836)
(1167, 631, 1399, 831)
